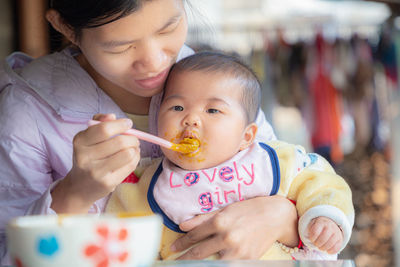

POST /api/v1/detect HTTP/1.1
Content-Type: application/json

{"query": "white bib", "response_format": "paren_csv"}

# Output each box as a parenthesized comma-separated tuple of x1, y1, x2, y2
(147, 142, 280, 231)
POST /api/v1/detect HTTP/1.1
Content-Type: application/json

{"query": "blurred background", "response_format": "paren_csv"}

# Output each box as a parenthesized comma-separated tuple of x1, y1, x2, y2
(1, 0, 400, 266)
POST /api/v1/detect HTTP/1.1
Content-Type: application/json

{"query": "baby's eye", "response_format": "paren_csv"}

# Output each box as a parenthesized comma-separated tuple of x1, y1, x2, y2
(172, 105, 184, 111)
(207, 108, 220, 114)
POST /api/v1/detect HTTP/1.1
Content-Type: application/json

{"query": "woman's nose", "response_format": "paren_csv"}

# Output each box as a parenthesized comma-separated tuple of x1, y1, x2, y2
(133, 40, 168, 73)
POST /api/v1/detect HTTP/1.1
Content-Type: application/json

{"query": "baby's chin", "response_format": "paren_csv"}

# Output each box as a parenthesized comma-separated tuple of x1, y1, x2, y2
(169, 155, 234, 171)
(169, 158, 213, 171)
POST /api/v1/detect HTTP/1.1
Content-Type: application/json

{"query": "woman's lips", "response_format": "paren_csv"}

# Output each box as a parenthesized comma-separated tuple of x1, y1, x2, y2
(135, 69, 169, 89)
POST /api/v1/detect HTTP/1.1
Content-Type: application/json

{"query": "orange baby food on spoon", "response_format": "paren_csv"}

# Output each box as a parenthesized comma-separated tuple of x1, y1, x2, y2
(171, 138, 200, 154)
(88, 120, 199, 154)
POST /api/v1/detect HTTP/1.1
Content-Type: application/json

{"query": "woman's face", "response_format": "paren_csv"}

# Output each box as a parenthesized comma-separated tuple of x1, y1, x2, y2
(77, 0, 188, 98)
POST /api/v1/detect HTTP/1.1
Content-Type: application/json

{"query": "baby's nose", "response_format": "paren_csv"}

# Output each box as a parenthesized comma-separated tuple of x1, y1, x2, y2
(183, 114, 201, 127)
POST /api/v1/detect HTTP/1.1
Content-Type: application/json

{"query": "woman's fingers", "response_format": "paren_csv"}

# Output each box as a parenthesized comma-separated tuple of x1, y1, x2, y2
(95, 146, 140, 178)
(51, 114, 141, 213)
(172, 212, 218, 252)
(179, 211, 216, 232)
(175, 235, 224, 260)
(88, 135, 140, 160)
(93, 147, 141, 189)
(66, 115, 140, 199)
(92, 113, 116, 121)
(78, 118, 133, 145)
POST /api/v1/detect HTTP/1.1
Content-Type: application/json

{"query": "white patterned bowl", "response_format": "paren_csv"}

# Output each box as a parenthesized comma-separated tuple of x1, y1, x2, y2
(6, 214, 162, 267)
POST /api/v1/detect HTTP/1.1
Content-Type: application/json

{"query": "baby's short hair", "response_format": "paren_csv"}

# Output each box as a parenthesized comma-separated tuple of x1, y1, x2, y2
(168, 51, 261, 124)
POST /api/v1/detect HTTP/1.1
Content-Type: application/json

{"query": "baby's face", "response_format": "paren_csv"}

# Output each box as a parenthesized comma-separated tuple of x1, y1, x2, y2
(158, 70, 250, 170)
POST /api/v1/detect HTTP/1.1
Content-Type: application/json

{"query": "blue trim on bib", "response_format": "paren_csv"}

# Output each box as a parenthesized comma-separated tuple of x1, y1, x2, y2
(147, 161, 186, 233)
(258, 143, 281, 195)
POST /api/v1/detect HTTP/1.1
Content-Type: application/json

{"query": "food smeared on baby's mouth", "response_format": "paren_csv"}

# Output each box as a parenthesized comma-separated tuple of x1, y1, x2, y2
(171, 138, 200, 154)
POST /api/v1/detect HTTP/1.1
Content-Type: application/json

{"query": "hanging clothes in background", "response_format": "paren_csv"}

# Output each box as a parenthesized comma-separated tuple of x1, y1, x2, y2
(309, 34, 343, 164)
(261, 27, 395, 164)
(269, 32, 292, 106)
(373, 26, 398, 155)
(375, 26, 398, 89)
(331, 39, 356, 156)
(347, 36, 375, 154)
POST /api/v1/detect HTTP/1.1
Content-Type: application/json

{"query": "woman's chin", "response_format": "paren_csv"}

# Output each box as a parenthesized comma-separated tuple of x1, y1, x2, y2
(128, 83, 163, 98)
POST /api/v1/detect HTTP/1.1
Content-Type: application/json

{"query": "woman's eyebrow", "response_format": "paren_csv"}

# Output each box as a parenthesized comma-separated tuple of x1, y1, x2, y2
(100, 14, 182, 49)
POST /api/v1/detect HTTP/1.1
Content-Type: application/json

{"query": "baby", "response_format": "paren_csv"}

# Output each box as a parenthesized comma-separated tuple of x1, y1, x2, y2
(106, 51, 354, 260)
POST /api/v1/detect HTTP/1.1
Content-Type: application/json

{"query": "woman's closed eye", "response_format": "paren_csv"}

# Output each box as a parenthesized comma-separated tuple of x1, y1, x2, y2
(159, 17, 182, 35)
(107, 46, 133, 55)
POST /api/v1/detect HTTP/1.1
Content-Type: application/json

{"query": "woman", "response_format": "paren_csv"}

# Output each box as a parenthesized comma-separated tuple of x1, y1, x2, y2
(0, 0, 298, 264)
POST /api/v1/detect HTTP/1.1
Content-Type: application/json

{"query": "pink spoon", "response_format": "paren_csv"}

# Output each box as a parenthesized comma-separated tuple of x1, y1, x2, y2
(88, 120, 199, 153)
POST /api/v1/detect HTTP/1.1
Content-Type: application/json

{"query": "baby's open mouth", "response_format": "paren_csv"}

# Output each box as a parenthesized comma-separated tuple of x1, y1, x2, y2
(171, 137, 200, 154)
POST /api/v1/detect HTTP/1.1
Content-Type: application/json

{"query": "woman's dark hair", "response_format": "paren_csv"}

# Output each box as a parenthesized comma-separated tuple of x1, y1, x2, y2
(49, 0, 151, 40)
(168, 51, 261, 124)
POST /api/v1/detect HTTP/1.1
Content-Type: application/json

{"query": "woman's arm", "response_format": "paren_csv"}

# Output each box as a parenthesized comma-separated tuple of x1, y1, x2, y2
(170, 195, 298, 260)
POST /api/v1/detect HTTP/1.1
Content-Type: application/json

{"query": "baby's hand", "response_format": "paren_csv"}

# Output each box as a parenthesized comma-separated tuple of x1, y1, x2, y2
(307, 216, 343, 254)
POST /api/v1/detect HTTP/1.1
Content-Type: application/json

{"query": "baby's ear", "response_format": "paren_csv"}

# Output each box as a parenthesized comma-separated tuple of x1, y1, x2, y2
(239, 123, 258, 151)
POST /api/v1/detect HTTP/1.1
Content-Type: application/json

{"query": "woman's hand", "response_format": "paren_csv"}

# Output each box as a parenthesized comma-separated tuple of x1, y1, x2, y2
(171, 195, 298, 260)
(51, 113, 140, 213)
